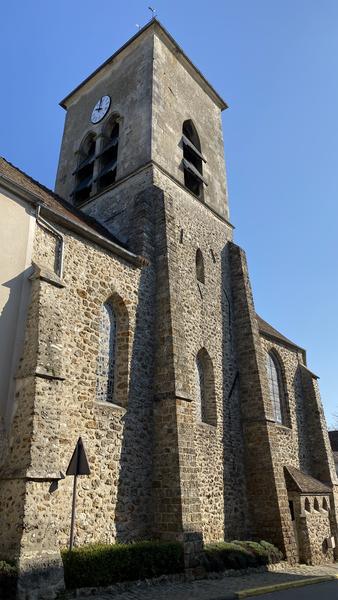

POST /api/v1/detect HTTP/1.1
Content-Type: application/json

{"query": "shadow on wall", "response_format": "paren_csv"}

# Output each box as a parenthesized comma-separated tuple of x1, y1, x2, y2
(220, 244, 249, 541)
(293, 367, 312, 474)
(114, 264, 155, 542)
(0, 266, 32, 440)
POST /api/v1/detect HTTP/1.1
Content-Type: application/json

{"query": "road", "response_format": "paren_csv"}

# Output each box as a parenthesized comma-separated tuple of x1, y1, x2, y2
(250, 580, 338, 599)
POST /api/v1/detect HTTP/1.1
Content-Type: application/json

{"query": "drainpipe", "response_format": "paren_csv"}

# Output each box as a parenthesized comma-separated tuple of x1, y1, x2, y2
(36, 205, 64, 279)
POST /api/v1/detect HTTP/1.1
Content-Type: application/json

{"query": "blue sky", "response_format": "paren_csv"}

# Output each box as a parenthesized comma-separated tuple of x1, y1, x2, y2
(1, 1, 337, 425)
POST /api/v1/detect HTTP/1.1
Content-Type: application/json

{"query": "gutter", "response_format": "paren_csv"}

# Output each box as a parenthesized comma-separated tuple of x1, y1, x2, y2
(0, 174, 144, 268)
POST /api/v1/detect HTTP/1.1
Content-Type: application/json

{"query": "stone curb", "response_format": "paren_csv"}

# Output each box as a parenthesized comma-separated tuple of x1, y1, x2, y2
(228, 574, 338, 599)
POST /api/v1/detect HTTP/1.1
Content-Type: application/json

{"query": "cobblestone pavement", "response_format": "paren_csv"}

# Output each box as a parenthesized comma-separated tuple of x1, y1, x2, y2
(69, 563, 338, 600)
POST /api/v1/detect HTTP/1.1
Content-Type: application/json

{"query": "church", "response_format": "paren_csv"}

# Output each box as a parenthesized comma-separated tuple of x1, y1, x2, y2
(0, 18, 337, 597)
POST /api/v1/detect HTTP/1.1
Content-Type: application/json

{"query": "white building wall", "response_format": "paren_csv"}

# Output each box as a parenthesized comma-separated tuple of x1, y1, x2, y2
(0, 189, 35, 433)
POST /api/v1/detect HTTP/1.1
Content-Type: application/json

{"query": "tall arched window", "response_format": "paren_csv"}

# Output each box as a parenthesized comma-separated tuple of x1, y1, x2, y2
(196, 249, 205, 284)
(72, 134, 96, 205)
(96, 301, 117, 403)
(266, 351, 285, 424)
(97, 118, 120, 190)
(182, 120, 206, 198)
(195, 348, 217, 426)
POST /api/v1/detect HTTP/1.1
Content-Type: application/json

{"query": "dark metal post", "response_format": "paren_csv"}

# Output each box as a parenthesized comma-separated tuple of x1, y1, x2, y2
(66, 437, 90, 551)
(69, 474, 78, 550)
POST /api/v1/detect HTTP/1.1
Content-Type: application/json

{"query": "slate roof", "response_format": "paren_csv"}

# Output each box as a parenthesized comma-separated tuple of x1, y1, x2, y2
(284, 466, 331, 494)
(0, 157, 127, 249)
(256, 314, 305, 352)
(328, 431, 338, 452)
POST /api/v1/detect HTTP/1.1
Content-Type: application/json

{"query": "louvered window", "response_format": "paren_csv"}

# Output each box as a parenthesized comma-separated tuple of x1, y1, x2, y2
(182, 120, 206, 198)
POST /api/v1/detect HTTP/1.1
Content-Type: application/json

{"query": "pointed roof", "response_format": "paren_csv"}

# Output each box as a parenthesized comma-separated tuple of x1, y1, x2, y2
(284, 466, 331, 494)
(60, 19, 227, 111)
(256, 314, 305, 353)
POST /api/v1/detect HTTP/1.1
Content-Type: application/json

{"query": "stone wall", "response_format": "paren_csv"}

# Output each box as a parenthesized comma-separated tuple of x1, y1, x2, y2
(153, 168, 249, 545)
(228, 243, 296, 560)
(259, 333, 338, 560)
(0, 216, 156, 567)
(295, 495, 334, 564)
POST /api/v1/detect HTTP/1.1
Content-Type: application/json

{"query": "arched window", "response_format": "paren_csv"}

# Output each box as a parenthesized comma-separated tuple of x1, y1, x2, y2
(96, 301, 117, 403)
(72, 134, 96, 205)
(304, 497, 311, 512)
(314, 497, 320, 512)
(266, 351, 285, 424)
(196, 249, 205, 284)
(182, 120, 206, 198)
(195, 348, 217, 426)
(97, 118, 120, 190)
(322, 498, 329, 512)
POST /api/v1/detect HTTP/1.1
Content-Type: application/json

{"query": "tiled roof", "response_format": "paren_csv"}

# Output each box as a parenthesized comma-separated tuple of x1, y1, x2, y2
(329, 430, 338, 452)
(284, 466, 331, 494)
(0, 157, 127, 249)
(256, 314, 304, 352)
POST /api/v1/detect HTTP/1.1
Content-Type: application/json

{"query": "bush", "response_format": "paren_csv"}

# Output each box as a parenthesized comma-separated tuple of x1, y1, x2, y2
(0, 561, 18, 600)
(61, 540, 184, 589)
(258, 540, 284, 564)
(0, 561, 17, 576)
(203, 540, 283, 572)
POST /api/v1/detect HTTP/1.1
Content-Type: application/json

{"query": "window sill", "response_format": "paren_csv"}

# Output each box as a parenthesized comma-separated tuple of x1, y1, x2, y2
(273, 421, 292, 432)
(95, 401, 127, 416)
(197, 420, 217, 431)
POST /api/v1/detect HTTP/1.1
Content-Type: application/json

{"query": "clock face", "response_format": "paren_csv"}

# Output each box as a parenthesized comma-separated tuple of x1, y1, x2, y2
(90, 95, 111, 124)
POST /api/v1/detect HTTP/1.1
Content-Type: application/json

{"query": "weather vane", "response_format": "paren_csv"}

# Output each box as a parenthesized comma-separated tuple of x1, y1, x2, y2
(136, 6, 157, 30)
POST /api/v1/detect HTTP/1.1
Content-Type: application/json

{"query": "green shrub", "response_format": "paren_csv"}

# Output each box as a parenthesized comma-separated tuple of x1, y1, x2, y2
(258, 540, 283, 563)
(0, 561, 17, 576)
(203, 540, 282, 572)
(61, 540, 184, 589)
(0, 561, 18, 600)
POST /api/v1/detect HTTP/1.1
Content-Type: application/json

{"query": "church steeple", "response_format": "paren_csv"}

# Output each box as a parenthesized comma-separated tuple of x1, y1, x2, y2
(55, 20, 230, 224)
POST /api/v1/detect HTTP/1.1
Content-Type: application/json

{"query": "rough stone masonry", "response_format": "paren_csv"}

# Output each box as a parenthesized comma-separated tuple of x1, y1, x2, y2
(0, 18, 337, 599)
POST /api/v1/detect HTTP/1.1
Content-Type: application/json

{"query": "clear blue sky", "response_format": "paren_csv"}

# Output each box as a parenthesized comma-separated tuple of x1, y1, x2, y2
(1, 1, 337, 426)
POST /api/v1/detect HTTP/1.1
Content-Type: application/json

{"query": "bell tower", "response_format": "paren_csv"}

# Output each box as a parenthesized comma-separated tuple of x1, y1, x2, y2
(55, 19, 230, 245)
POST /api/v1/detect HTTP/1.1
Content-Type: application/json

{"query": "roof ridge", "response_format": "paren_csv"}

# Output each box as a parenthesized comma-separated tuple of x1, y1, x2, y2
(0, 156, 65, 204)
(256, 313, 305, 352)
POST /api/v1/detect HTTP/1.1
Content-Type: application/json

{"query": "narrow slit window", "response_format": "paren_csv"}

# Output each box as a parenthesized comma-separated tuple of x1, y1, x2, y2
(196, 249, 205, 284)
(195, 348, 217, 426)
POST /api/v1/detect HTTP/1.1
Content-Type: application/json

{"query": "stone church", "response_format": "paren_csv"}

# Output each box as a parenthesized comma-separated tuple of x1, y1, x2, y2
(0, 18, 337, 596)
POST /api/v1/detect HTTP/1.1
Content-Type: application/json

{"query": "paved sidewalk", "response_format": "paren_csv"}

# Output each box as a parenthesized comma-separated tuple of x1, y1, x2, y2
(69, 563, 338, 600)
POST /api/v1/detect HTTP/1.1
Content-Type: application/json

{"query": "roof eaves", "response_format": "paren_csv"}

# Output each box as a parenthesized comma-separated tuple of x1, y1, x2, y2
(256, 314, 306, 354)
(284, 466, 331, 494)
(0, 168, 144, 267)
